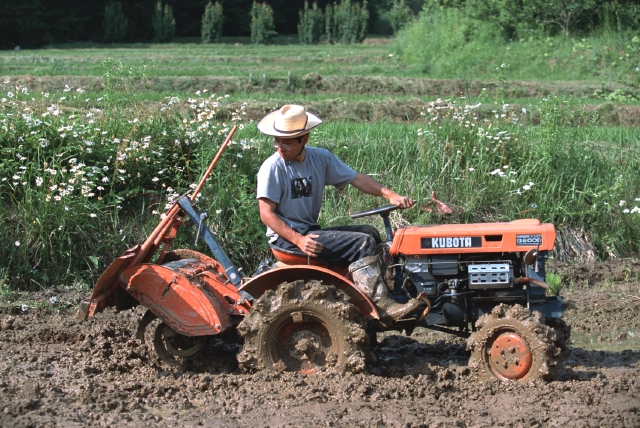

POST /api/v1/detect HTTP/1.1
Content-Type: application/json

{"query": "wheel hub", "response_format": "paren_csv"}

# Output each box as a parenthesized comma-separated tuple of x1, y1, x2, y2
(488, 332, 533, 380)
(272, 315, 334, 374)
(291, 330, 322, 362)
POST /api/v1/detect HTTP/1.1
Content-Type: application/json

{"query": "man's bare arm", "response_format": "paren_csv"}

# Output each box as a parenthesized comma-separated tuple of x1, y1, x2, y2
(258, 198, 322, 257)
(350, 173, 414, 209)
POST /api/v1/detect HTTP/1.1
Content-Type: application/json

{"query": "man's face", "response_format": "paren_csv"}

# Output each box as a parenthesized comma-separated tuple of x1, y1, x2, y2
(273, 135, 306, 161)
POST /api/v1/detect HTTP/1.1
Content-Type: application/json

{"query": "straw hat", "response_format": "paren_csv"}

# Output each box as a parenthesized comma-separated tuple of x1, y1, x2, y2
(257, 105, 323, 137)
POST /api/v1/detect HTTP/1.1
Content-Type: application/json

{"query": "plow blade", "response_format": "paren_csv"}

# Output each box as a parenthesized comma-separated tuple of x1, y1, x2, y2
(120, 264, 231, 336)
(76, 247, 140, 321)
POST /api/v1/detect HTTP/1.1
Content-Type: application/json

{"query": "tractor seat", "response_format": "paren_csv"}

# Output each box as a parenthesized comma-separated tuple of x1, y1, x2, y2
(269, 244, 349, 276)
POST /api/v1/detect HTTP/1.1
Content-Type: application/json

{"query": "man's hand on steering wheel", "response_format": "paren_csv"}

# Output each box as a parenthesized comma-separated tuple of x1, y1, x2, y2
(386, 192, 414, 209)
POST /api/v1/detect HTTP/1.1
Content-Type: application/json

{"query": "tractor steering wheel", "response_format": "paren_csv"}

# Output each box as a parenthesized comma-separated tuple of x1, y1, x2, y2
(350, 204, 399, 219)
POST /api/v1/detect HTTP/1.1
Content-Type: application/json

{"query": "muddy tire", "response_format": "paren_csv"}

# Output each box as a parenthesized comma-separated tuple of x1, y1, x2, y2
(545, 317, 571, 352)
(237, 280, 370, 374)
(467, 304, 559, 382)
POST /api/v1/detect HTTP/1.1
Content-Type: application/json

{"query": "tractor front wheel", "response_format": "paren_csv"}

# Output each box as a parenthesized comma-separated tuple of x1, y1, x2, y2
(237, 280, 370, 374)
(467, 304, 559, 382)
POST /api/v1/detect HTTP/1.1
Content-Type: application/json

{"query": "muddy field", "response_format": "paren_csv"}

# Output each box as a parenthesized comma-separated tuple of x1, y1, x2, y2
(1, 260, 639, 427)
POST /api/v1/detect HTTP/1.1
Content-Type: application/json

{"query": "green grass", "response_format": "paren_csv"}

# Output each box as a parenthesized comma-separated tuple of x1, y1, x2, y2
(0, 32, 638, 88)
(395, 8, 640, 89)
(0, 42, 403, 78)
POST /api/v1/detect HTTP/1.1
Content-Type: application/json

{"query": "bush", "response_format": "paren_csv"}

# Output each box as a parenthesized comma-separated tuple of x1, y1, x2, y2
(201, 1, 224, 44)
(0, 80, 263, 290)
(600, 0, 640, 33)
(103, 2, 128, 43)
(250, 2, 277, 45)
(395, 7, 502, 75)
(326, 0, 369, 44)
(152, 1, 176, 43)
(389, 0, 413, 34)
(298, 1, 324, 45)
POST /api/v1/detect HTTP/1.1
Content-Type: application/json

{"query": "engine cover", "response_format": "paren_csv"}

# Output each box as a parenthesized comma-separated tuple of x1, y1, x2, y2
(389, 219, 556, 257)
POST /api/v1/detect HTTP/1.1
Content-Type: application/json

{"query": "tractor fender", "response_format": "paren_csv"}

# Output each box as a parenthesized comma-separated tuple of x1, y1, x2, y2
(120, 263, 231, 337)
(240, 265, 380, 321)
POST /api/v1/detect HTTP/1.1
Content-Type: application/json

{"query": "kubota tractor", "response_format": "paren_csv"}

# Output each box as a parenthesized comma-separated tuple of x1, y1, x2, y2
(77, 127, 567, 382)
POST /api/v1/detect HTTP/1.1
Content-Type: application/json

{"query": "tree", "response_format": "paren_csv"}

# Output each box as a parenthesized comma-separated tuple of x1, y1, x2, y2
(250, 2, 277, 44)
(326, 0, 369, 44)
(462, 0, 528, 41)
(298, 1, 324, 44)
(389, 0, 414, 34)
(103, 2, 128, 43)
(202, 1, 224, 43)
(525, 0, 603, 37)
(152, 1, 176, 43)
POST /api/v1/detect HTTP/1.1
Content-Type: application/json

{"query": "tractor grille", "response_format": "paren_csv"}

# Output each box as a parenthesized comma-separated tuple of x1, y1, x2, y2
(468, 263, 511, 289)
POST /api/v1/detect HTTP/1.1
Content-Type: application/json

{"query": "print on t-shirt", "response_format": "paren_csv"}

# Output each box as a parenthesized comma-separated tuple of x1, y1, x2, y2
(291, 177, 312, 199)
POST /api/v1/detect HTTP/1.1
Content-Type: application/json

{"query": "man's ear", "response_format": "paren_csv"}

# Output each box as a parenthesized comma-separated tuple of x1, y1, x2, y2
(300, 134, 309, 145)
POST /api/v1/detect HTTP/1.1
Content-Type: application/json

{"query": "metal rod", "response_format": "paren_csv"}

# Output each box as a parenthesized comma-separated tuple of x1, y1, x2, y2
(191, 125, 237, 201)
(516, 277, 550, 290)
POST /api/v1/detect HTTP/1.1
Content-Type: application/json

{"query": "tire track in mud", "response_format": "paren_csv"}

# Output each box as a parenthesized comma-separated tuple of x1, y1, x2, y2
(1, 261, 640, 427)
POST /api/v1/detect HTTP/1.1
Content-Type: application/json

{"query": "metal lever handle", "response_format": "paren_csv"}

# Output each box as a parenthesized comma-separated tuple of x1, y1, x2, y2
(194, 212, 208, 245)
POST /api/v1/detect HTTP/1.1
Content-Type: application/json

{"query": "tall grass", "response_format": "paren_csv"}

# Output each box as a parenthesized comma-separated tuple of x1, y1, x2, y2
(395, 7, 640, 87)
(0, 82, 266, 291)
(1, 79, 639, 291)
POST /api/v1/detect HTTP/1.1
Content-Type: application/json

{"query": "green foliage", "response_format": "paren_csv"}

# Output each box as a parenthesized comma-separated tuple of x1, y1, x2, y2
(0, 81, 259, 290)
(298, 1, 325, 45)
(103, 2, 128, 44)
(461, 0, 530, 41)
(438, 0, 605, 39)
(250, 2, 277, 45)
(201, 1, 224, 44)
(600, 0, 640, 33)
(523, 0, 602, 37)
(491, 62, 510, 104)
(395, 7, 640, 84)
(546, 272, 563, 296)
(325, 0, 370, 44)
(101, 58, 148, 110)
(152, 1, 176, 43)
(395, 7, 503, 75)
(389, 0, 414, 34)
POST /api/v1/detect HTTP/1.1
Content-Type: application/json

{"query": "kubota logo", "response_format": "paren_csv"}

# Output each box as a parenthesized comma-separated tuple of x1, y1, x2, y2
(421, 237, 482, 249)
(516, 234, 542, 246)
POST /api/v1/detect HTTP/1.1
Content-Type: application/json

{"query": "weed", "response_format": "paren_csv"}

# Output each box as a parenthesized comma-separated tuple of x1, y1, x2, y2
(546, 272, 563, 296)
(601, 277, 615, 293)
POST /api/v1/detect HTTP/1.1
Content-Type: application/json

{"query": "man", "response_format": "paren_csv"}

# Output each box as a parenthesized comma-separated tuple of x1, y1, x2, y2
(256, 105, 420, 321)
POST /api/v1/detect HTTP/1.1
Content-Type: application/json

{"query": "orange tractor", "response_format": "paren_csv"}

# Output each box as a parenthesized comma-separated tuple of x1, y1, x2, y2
(77, 127, 567, 382)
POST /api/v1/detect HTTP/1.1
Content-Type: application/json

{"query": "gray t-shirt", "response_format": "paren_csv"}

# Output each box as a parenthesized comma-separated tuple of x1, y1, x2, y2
(257, 146, 356, 242)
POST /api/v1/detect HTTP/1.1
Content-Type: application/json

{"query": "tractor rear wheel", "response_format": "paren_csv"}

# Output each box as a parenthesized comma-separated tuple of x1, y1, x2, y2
(237, 280, 370, 374)
(467, 304, 558, 382)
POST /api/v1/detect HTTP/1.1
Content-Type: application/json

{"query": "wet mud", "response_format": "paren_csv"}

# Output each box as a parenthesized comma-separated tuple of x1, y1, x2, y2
(1, 260, 639, 427)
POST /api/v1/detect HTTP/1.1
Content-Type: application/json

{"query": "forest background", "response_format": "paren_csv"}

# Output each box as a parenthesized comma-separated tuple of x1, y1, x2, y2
(1, 0, 427, 48)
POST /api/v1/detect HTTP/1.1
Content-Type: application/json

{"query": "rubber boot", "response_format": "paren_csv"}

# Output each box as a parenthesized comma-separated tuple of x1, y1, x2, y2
(349, 255, 420, 322)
